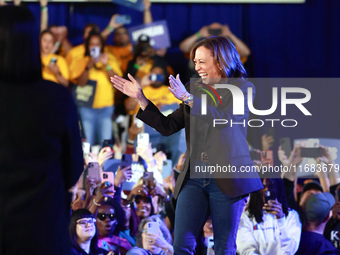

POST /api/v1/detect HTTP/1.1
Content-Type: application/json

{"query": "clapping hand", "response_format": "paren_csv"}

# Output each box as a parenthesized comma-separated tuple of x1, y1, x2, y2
(168, 74, 189, 101)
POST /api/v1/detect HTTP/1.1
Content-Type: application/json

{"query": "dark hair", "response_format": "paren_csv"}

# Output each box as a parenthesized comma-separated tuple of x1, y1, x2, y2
(101, 198, 126, 235)
(83, 23, 100, 39)
(123, 199, 140, 237)
(69, 209, 100, 253)
(247, 178, 290, 223)
(135, 194, 155, 219)
(135, 215, 172, 248)
(0, 6, 41, 83)
(190, 36, 247, 79)
(134, 35, 153, 58)
(40, 29, 54, 41)
(84, 31, 105, 57)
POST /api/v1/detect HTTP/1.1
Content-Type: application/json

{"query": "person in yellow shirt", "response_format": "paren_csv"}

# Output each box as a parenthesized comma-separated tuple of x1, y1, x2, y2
(40, 29, 69, 87)
(72, 31, 122, 146)
(142, 67, 181, 109)
(106, 26, 134, 75)
(65, 24, 100, 75)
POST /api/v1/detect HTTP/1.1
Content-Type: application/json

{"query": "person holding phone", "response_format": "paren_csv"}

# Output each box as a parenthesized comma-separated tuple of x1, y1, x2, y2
(111, 36, 263, 254)
(72, 31, 122, 146)
(127, 215, 173, 255)
(40, 29, 70, 87)
(236, 178, 301, 255)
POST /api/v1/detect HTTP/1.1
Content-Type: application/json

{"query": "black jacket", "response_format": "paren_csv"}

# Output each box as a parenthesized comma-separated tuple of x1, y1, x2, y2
(0, 79, 83, 254)
(137, 79, 263, 198)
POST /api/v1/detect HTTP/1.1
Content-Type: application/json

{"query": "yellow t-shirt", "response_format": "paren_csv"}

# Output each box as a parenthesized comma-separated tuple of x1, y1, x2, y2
(143, 85, 181, 107)
(66, 44, 85, 66)
(41, 54, 69, 84)
(135, 59, 154, 81)
(106, 44, 134, 74)
(128, 84, 180, 115)
(71, 54, 122, 109)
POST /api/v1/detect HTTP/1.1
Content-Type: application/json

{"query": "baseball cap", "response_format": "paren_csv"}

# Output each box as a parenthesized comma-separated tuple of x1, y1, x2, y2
(305, 192, 335, 222)
(303, 181, 323, 193)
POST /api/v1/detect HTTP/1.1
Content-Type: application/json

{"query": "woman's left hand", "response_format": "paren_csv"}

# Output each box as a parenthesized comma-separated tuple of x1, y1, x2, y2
(169, 74, 189, 101)
(263, 199, 284, 219)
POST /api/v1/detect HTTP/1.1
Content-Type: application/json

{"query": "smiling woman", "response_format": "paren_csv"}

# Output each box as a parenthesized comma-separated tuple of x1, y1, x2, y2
(110, 36, 263, 254)
(70, 209, 109, 255)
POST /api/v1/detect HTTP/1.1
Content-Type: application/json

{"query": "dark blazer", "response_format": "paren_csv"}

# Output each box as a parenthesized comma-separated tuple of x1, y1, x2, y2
(0, 79, 83, 254)
(137, 78, 263, 199)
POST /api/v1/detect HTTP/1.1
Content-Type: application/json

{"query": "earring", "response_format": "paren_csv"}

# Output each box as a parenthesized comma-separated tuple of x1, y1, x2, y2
(219, 68, 222, 71)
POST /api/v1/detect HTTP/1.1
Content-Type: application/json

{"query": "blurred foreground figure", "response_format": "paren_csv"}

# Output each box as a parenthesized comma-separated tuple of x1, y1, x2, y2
(0, 5, 83, 254)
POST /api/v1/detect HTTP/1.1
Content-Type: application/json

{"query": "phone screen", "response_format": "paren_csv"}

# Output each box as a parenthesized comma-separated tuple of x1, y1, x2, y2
(143, 171, 154, 191)
(147, 222, 159, 235)
(115, 15, 131, 24)
(87, 162, 100, 181)
(137, 133, 149, 147)
(90, 46, 100, 59)
(208, 28, 222, 36)
(50, 57, 57, 64)
(300, 147, 323, 158)
(102, 172, 115, 195)
(120, 153, 133, 169)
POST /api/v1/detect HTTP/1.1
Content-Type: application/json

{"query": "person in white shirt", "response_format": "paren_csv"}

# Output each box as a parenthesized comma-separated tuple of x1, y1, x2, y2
(236, 178, 302, 255)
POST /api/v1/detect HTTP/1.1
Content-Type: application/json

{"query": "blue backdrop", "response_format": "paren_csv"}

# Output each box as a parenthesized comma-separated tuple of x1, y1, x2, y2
(23, 0, 340, 154)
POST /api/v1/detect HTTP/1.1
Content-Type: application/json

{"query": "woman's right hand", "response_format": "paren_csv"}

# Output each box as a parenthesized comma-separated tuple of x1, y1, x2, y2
(110, 74, 149, 109)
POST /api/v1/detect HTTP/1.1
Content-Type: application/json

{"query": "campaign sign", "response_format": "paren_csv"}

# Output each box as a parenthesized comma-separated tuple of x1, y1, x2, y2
(112, 0, 144, 12)
(128, 20, 171, 49)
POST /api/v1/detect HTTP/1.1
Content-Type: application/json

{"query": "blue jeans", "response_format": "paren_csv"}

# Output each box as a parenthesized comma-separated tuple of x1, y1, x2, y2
(173, 177, 246, 255)
(79, 106, 113, 146)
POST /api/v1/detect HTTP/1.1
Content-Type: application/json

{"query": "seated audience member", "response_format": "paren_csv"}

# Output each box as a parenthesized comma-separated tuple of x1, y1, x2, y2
(296, 192, 340, 255)
(236, 178, 301, 255)
(127, 215, 173, 255)
(97, 198, 132, 254)
(324, 184, 340, 250)
(70, 209, 110, 255)
(40, 29, 70, 87)
(71, 31, 122, 146)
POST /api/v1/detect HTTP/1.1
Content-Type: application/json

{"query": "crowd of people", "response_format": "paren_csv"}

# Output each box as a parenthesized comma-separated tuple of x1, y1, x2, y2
(1, 1, 340, 255)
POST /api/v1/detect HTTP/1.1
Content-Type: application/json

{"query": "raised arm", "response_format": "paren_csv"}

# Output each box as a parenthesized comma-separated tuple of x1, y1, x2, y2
(143, 0, 152, 24)
(39, 0, 48, 32)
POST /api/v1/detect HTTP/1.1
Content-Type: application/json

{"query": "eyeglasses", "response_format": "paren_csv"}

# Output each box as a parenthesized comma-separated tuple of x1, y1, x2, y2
(76, 218, 96, 226)
(97, 213, 116, 221)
